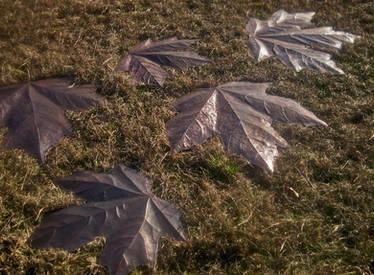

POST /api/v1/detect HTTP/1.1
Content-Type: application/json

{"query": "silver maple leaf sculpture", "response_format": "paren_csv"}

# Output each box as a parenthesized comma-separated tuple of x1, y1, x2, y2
(115, 37, 210, 87)
(246, 9, 359, 74)
(166, 82, 327, 172)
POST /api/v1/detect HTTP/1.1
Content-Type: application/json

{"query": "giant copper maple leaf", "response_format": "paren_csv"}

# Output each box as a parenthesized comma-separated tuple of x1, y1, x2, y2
(246, 9, 358, 74)
(166, 82, 327, 172)
(0, 78, 104, 163)
(30, 165, 186, 275)
(115, 37, 211, 87)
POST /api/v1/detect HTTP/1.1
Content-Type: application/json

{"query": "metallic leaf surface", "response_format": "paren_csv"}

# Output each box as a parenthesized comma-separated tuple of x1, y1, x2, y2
(115, 37, 211, 87)
(166, 82, 327, 172)
(246, 9, 358, 74)
(0, 78, 104, 163)
(30, 165, 186, 275)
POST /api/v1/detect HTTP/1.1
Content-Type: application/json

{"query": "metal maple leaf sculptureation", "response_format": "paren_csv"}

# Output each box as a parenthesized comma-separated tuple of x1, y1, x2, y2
(115, 37, 211, 87)
(166, 82, 327, 172)
(30, 165, 186, 275)
(0, 78, 104, 163)
(246, 9, 358, 74)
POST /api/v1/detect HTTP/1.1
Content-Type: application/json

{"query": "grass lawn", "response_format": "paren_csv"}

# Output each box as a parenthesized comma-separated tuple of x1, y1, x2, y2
(0, 0, 373, 274)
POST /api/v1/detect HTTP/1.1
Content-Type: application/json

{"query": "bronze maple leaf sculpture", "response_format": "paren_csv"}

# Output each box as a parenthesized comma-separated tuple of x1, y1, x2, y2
(166, 82, 327, 172)
(115, 37, 211, 87)
(0, 78, 105, 163)
(30, 165, 186, 275)
(246, 9, 358, 74)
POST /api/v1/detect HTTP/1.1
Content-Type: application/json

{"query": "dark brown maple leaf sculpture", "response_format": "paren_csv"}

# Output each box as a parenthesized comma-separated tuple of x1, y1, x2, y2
(246, 9, 359, 74)
(0, 78, 104, 163)
(115, 37, 211, 87)
(30, 165, 186, 275)
(166, 82, 327, 172)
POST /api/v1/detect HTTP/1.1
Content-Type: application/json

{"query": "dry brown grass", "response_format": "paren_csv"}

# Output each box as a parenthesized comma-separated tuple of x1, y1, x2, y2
(1, 0, 374, 274)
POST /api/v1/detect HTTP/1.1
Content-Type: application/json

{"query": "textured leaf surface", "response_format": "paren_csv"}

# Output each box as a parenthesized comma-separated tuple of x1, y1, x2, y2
(30, 165, 186, 275)
(115, 37, 211, 87)
(246, 9, 358, 74)
(166, 82, 327, 172)
(0, 78, 104, 163)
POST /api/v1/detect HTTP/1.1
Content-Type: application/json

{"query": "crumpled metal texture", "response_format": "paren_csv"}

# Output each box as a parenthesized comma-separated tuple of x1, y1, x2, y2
(115, 37, 211, 87)
(166, 82, 327, 172)
(30, 165, 186, 275)
(0, 78, 104, 163)
(246, 9, 358, 74)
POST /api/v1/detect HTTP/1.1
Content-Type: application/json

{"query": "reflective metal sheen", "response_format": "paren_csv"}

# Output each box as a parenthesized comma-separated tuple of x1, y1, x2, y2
(166, 82, 327, 172)
(0, 78, 104, 163)
(30, 165, 186, 275)
(246, 10, 358, 74)
(115, 37, 211, 87)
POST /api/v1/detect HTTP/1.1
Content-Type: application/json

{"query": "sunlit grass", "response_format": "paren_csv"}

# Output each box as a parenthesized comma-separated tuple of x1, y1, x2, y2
(0, 0, 373, 274)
